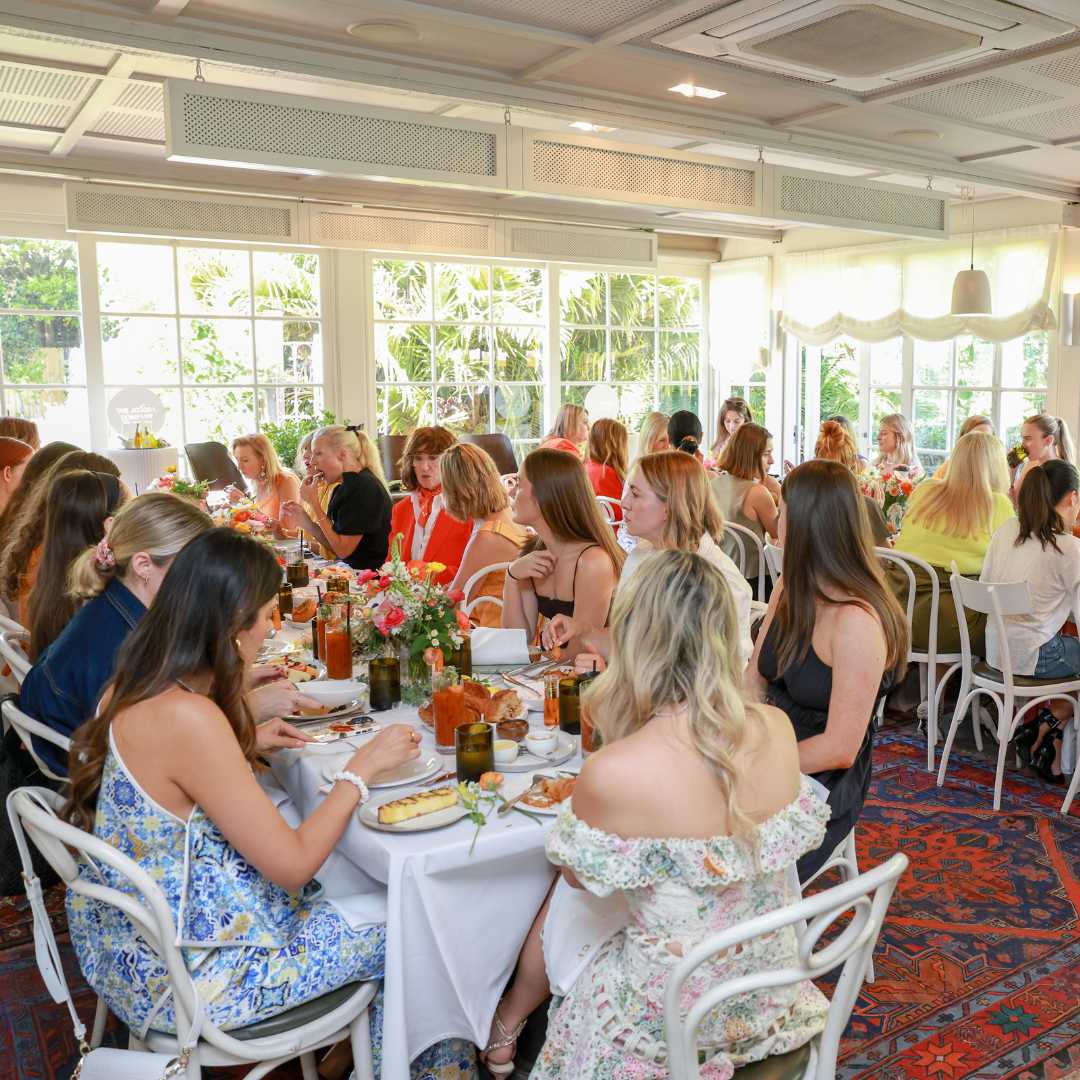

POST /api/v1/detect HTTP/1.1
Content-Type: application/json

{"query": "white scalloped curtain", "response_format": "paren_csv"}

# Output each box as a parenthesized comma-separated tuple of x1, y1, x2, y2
(775, 225, 1060, 346)
(710, 256, 771, 383)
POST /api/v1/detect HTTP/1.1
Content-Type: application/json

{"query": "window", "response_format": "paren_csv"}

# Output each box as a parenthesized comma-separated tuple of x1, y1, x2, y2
(0, 238, 88, 446)
(97, 242, 323, 448)
(559, 270, 702, 433)
(372, 258, 546, 461)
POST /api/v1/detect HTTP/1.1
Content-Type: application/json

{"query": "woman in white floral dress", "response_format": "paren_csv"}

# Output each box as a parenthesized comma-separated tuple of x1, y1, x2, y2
(519, 550, 831, 1079)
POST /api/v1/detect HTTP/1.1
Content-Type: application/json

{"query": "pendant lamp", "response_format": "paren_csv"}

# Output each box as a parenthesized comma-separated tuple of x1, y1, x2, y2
(951, 186, 991, 315)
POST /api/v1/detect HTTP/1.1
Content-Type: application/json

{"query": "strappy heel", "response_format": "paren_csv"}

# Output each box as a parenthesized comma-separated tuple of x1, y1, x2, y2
(480, 1007, 526, 1077)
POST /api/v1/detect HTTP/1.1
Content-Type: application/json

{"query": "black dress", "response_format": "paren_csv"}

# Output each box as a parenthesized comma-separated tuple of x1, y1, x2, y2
(326, 469, 391, 571)
(757, 620, 891, 880)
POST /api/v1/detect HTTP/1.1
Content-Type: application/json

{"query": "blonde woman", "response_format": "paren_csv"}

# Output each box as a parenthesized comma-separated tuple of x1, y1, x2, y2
(1012, 413, 1074, 500)
(441, 443, 529, 628)
(544, 450, 753, 668)
(634, 411, 669, 462)
(540, 403, 589, 458)
(485, 551, 830, 1078)
(230, 433, 301, 536)
(875, 413, 924, 480)
(282, 425, 391, 571)
(893, 430, 1013, 652)
(933, 415, 994, 479)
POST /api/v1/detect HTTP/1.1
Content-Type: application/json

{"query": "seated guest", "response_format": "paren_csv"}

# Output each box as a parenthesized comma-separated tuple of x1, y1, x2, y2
(748, 460, 908, 878)
(543, 450, 753, 668)
(708, 395, 753, 461)
(0, 441, 76, 558)
(1011, 412, 1074, 500)
(815, 420, 889, 545)
(0, 417, 39, 450)
(489, 550, 830, 1077)
(63, 529, 472, 1076)
(294, 431, 338, 556)
(27, 470, 127, 660)
(282, 425, 391, 572)
(390, 426, 471, 585)
(441, 443, 528, 628)
(229, 433, 301, 533)
(584, 418, 627, 525)
(539, 403, 588, 458)
(874, 412, 924, 480)
(892, 431, 1013, 653)
(982, 459, 1080, 783)
(502, 449, 622, 657)
(20, 493, 213, 776)
(933, 415, 994, 479)
(712, 422, 780, 582)
(634, 410, 669, 462)
(667, 409, 704, 460)
(0, 437, 32, 518)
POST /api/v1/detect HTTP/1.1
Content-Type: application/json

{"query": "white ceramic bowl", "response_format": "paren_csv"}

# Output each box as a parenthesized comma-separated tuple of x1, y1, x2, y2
(300, 679, 368, 708)
(524, 730, 558, 757)
(493, 739, 520, 765)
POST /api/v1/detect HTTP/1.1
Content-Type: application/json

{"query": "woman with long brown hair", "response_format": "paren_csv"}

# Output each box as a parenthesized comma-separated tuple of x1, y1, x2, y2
(815, 419, 889, 545)
(502, 448, 623, 656)
(709, 395, 753, 459)
(585, 418, 628, 524)
(0, 441, 76, 558)
(748, 460, 908, 878)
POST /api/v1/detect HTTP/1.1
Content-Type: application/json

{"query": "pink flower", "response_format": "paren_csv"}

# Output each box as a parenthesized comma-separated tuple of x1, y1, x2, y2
(382, 606, 406, 630)
(356, 569, 380, 585)
(376, 575, 392, 591)
(455, 608, 471, 631)
(447, 588, 465, 605)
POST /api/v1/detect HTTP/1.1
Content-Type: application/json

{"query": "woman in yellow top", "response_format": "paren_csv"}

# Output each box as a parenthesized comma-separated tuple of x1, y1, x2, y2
(892, 431, 1013, 653)
(295, 431, 339, 554)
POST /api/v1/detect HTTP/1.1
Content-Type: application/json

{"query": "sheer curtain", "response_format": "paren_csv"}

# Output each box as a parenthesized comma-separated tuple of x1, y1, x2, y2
(774, 225, 1059, 345)
(710, 256, 771, 382)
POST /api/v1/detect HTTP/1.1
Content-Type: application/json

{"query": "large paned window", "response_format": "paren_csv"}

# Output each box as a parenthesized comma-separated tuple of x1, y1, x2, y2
(97, 242, 323, 448)
(372, 258, 546, 461)
(0, 238, 88, 446)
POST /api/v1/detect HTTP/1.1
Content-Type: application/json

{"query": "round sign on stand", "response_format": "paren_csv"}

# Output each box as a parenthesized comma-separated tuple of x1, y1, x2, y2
(107, 388, 167, 442)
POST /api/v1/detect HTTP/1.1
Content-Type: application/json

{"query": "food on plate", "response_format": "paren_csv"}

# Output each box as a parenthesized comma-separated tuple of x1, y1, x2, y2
(461, 679, 524, 722)
(377, 787, 459, 825)
(478, 771, 504, 791)
(522, 776, 576, 809)
(418, 701, 433, 726)
(496, 718, 529, 743)
(328, 721, 354, 732)
(271, 658, 321, 685)
(292, 598, 318, 622)
(462, 679, 491, 712)
(294, 704, 332, 718)
(493, 739, 519, 765)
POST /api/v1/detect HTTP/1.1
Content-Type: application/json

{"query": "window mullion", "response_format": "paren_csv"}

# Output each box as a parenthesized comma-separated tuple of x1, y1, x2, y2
(79, 236, 106, 451)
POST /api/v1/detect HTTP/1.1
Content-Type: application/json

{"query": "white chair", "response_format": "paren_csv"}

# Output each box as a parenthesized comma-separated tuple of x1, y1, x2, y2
(0, 613, 27, 635)
(596, 496, 621, 524)
(723, 522, 767, 602)
(8, 787, 380, 1080)
(2, 697, 71, 784)
(461, 561, 511, 619)
(763, 541, 783, 588)
(664, 853, 907, 1080)
(937, 567, 1080, 812)
(0, 627, 31, 686)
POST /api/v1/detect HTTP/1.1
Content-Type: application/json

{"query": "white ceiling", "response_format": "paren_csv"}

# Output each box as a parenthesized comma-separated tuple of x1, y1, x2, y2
(0, 0, 1076, 236)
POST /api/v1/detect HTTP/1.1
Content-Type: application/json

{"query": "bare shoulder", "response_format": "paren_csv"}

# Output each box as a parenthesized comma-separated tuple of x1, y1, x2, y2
(578, 543, 618, 578)
(833, 602, 886, 639)
(145, 687, 237, 744)
(569, 737, 641, 827)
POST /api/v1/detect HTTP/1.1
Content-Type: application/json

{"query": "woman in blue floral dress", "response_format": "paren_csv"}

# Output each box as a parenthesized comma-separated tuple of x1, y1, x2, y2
(64, 527, 474, 1078)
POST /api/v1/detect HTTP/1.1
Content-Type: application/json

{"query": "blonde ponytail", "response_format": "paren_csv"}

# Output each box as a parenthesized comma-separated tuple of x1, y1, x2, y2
(314, 425, 386, 487)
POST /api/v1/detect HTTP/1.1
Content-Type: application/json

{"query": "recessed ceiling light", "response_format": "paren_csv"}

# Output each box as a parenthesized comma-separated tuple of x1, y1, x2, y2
(569, 121, 616, 133)
(892, 129, 943, 144)
(346, 20, 422, 45)
(669, 83, 726, 99)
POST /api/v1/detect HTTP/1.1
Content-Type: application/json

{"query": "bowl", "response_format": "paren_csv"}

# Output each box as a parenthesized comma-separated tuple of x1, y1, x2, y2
(300, 679, 367, 707)
(493, 739, 519, 765)
(524, 730, 558, 757)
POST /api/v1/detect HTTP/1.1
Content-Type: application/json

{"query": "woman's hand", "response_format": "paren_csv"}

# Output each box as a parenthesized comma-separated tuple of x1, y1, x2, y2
(254, 717, 314, 751)
(247, 664, 287, 690)
(224, 484, 245, 504)
(246, 679, 321, 723)
(348, 724, 422, 781)
(510, 551, 555, 583)
(281, 499, 314, 532)
(299, 473, 322, 507)
(542, 613, 580, 651)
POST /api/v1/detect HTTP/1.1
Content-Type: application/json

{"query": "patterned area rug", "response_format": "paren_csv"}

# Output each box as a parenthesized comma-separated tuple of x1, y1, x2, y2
(0, 728, 1076, 1080)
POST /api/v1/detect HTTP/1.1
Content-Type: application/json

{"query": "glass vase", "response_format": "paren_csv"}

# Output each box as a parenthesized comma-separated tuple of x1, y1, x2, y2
(399, 643, 430, 706)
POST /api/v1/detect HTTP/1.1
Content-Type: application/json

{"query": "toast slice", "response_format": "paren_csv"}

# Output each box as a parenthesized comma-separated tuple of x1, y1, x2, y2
(377, 787, 459, 825)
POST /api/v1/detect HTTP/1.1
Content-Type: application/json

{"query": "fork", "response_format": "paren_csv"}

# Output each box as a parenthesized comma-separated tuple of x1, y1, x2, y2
(497, 773, 554, 816)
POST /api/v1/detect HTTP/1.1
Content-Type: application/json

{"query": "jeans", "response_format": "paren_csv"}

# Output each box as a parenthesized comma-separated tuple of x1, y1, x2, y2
(1033, 633, 1080, 679)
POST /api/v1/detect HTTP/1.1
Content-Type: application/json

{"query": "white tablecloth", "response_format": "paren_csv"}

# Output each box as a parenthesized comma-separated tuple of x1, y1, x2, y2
(267, 702, 575, 1080)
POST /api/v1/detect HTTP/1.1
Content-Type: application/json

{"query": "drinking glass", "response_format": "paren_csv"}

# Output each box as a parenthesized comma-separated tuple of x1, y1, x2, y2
(558, 675, 581, 735)
(277, 581, 293, 617)
(324, 609, 353, 680)
(447, 636, 472, 677)
(433, 669, 466, 753)
(368, 656, 401, 711)
(286, 560, 309, 588)
(455, 722, 494, 783)
(543, 672, 561, 728)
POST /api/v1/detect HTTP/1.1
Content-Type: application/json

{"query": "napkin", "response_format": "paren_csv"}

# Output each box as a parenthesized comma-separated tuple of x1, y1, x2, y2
(469, 626, 530, 666)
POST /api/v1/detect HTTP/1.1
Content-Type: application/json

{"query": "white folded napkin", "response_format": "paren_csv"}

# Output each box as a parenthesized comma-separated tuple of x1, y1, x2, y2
(470, 626, 531, 666)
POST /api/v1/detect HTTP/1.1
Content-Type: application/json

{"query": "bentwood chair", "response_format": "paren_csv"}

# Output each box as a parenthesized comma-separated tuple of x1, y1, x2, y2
(664, 854, 907, 1079)
(763, 542, 784, 588)
(0, 628, 31, 686)
(378, 434, 408, 488)
(460, 433, 517, 476)
(724, 522, 767, 602)
(9, 787, 380, 1080)
(596, 496, 621, 524)
(1, 697, 70, 784)
(461, 562, 511, 620)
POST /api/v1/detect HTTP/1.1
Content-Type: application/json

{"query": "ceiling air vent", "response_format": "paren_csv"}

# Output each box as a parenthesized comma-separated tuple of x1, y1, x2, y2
(503, 221, 656, 267)
(64, 183, 303, 243)
(308, 208, 496, 256)
(165, 80, 505, 189)
(524, 134, 759, 215)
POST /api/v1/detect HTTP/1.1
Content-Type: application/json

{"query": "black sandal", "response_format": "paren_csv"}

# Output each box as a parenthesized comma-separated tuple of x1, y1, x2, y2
(1033, 726, 1065, 784)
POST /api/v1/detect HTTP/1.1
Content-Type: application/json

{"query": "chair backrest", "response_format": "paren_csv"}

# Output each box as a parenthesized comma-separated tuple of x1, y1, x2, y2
(378, 434, 408, 486)
(664, 852, 907, 1080)
(460, 433, 518, 476)
(879, 546, 953, 661)
(596, 496, 620, 523)
(461, 561, 511, 617)
(875, 547, 917, 659)
(763, 541, 783, 586)
(0, 613, 26, 636)
(184, 442, 245, 490)
(949, 563, 1032, 684)
(2, 698, 71, 783)
(724, 522, 767, 602)
(0, 628, 31, 684)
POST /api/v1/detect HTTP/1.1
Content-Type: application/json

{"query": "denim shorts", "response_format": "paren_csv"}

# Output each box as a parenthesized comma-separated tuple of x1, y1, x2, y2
(1033, 633, 1080, 679)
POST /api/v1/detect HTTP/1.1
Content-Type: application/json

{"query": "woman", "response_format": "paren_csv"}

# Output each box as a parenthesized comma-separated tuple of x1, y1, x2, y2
(934, 415, 995, 479)
(282, 425, 391, 572)
(294, 431, 338, 556)
(540, 403, 588, 458)
(21, 493, 214, 776)
(496, 551, 830, 1079)
(442, 443, 528, 629)
(748, 460, 908, 878)
(389, 426, 472, 585)
(667, 409, 704, 459)
(982, 459, 1080, 783)
(543, 451, 753, 668)
(229, 433, 301, 534)
(584, 418, 627, 524)
(711, 423, 780, 582)
(893, 431, 1013, 654)
(0, 436, 32, 517)
(709, 395, 753, 460)
(27, 470, 127, 660)
(63, 529, 471, 1077)
(634, 411, 669, 462)
(0, 417, 39, 450)
(1012, 413, 1074, 499)
(874, 413, 923, 480)
(815, 420, 889, 546)
(0, 441, 76, 558)
(502, 449, 622, 657)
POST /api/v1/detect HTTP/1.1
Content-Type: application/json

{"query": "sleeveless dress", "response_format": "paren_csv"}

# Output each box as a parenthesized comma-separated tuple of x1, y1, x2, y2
(66, 731, 475, 1078)
(465, 519, 528, 628)
(710, 473, 766, 580)
(531, 779, 831, 1079)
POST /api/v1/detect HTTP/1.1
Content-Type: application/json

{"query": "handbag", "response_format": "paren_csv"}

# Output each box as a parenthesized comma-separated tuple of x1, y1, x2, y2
(8, 789, 204, 1079)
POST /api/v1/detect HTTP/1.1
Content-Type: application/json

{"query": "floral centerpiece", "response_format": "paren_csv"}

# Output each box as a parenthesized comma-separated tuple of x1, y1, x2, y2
(210, 497, 273, 537)
(860, 469, 917, 533)
(149, 466, 209, 502)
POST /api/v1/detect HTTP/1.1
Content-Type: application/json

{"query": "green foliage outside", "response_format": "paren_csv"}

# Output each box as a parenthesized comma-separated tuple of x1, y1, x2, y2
(260, 409, 338, 473)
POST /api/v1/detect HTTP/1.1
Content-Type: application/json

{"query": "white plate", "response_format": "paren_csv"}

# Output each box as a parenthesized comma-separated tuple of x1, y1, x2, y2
(285, 699, 364, 723)
(322, 755, 442, 790)
(258, 638, 300, 661)
(359, 791, 467, 833)
(498, 770, 579, 815)
(302, 679, 368, 707)
(498, 733, 577, 772)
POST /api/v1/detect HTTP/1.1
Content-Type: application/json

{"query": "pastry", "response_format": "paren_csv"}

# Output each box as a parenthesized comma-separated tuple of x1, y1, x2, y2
(463, 679, 491, 711)
(488, 688, 522, 722)
(377, 787, 459, 825)
(418, 702, 434, 726)
(496, 718, 529, 743)
(522, 776, 576, 809)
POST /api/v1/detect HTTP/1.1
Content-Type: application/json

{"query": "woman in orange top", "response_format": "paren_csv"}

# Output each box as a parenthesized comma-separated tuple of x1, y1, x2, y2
(230, 433, 301, 536)
(389, 427, 472, 586)
(585, 418, 628, 526)
(539, 403, 589, 458)
(441, 443, 529, 628)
